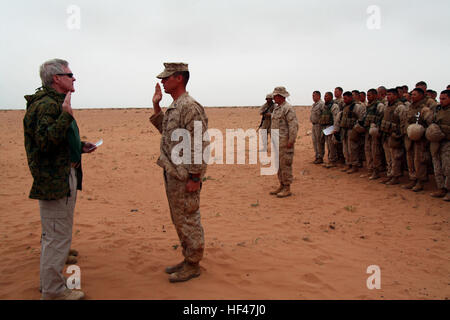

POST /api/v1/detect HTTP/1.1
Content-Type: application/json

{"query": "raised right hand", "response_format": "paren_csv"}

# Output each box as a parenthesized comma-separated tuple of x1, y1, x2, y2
(62, 92, 73, 116)
(152, 83, 163, 105)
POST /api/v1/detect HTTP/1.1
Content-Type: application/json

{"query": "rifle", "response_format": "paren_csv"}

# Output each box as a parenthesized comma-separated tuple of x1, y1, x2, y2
(258, 103, 273, 130)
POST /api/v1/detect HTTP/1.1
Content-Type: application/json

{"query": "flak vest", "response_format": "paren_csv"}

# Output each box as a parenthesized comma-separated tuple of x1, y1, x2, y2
(340, 103, 358, 129)
(363, 100, 382, 129)
(380, 101, 402, 135)
(435, 105, 450, 140)
(319, 102, 334, 126)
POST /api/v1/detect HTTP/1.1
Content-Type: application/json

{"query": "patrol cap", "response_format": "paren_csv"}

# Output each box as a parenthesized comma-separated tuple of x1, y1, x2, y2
(272, 86, 290, 98)
(157, 62, 189, 79)
(266, 93, 273, 99)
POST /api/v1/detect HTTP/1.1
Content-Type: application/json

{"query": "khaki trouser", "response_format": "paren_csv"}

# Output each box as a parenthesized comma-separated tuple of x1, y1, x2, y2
(312, 124, 325, 160)
(405, 137, 429, 182)
(39, 168, 77, 298)
(164, 171, 204, 264)
(365, 133, 383, 172)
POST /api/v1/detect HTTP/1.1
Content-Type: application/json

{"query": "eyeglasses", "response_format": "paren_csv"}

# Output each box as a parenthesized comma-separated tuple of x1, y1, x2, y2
(56, 73, 74, 78)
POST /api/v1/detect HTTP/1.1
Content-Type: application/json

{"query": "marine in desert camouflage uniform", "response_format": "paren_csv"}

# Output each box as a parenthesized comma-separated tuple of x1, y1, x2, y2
(401, 88, 433, 192)
(310, 91, 325, 164)
(258, 93, 275, 151)
(379, 89, 407, 185)
(339, 91, 366, 174)
(429, 90, 450, 201)
(333, 87, 346, 164)
(269, 86, 299, 198)
(150, 62, 209, 282)
(321, 92, 340, 168)
(361, 89, 385, 180)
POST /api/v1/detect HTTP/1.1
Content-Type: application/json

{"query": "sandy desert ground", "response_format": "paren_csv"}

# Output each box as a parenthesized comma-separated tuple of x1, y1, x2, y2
(0, 106, 448, 300)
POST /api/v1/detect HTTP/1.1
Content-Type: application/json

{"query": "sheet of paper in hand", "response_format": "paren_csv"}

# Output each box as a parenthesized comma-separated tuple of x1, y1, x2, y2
(322, 126, 334, 136)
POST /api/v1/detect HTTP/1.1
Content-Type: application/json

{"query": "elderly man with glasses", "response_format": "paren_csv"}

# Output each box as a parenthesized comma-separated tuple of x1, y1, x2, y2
(23, 58, 96, 300)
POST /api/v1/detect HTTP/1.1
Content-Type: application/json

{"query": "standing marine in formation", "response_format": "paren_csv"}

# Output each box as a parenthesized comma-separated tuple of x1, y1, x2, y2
(269, 86, 299, 198)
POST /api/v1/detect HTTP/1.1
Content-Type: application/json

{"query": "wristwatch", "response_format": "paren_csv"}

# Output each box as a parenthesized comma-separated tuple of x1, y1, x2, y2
(189, 174, 201, 182)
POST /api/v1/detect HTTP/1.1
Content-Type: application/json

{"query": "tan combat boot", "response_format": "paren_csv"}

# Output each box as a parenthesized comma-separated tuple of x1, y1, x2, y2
(369, 170, 380, 180)
(347, 166, 358, 174)
(341, 165, 350, 172)
(380, 176, 392, 184)
(402, 180, 416, 190)
(412, 181, 424, 192)
(270, 185, 283, 195)
(313, 158, 323, 164)
(323, 162, 337, 169)
(41, 288, 85, 300)
(168, 262, 201, 283)
(66, 255, 77, 265)
(385, 176, 400, 185)
(165, 260, 186, 274)
(443, 193, 450, 202)
(276, 185, 292, 198)
(430, 188, 447, 198)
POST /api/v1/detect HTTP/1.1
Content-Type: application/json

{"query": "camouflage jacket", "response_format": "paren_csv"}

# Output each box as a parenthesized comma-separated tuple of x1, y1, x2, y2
(23, 87, 74, 200)
(271, 101, 299, 148)
(150, 92, 209, 181)
(310, 100, 324, 124)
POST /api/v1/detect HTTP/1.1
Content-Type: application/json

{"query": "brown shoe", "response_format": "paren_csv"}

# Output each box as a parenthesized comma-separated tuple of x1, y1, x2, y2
(385, 176, 400, 185)
(270, 185, 283, 195)
(169, 262, 201, 283)
(443, 193, 450, 202)
(66, 255, 77, 265)
(430, 188, 447, 198)
(402, 180, 416, 190)
(347, 166, 358, 174)
(341, 166, 350, 172)
(165, 260, 186, 274)
(412, 181, 424, 192)
(380, 176, 392, 184)
(369, 171, 380, 180)
(276, 185, 292, 198)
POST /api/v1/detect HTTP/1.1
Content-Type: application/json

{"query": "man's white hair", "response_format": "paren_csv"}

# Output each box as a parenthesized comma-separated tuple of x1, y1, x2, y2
(39, 59, 69, 87)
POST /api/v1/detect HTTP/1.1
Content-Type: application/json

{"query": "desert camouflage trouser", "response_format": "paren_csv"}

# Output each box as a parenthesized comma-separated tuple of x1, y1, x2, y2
(364, 133, 383, 172)
(324, 133, 338, 163)
(164, 171, 204, 264)
(342, 129, 360, 166)
(312, 124, 325, 160)
(405, 137, 429, 182)
(277, 147, 294, 186)
(382, 139, 403, 178)
(432, 140, 450, 190)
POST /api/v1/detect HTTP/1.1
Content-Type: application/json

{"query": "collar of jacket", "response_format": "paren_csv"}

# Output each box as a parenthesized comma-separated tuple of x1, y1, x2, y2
(169, 92, 189, 109)
(411, 97, 427, 108)
(44, 86, 66, 103)
(368, 100, 380, 108)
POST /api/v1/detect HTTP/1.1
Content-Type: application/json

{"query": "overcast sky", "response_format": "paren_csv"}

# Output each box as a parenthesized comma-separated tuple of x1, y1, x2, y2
(1, 0, 449, 109)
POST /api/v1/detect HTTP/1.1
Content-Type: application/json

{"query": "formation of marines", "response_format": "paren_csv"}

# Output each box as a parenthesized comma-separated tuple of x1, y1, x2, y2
(306, 83, 450, 201)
